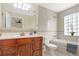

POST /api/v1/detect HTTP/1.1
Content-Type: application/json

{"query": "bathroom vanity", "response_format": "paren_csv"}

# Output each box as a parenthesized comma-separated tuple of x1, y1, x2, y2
(0, 36, 43, 56)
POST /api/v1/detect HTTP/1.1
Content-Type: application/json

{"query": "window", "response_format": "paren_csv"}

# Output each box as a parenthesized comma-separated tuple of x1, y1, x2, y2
(64, 12, 79, 36)
(13, 3, 31, 10)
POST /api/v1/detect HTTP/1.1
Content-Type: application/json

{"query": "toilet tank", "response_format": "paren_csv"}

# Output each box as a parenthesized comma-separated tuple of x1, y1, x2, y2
(44, 35, 55, 44)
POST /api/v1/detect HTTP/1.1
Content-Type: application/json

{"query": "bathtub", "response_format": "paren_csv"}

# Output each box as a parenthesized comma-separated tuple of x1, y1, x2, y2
(50, 39, 79, 56)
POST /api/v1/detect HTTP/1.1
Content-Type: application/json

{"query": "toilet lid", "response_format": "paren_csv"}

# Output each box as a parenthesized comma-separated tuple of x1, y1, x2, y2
(46, 44, 57, 48)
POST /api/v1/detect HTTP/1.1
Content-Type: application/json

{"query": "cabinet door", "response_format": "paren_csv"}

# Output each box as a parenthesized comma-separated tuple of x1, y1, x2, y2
(32, 37, 43, 56)
(17, 38, 33, 56)
(25, 38, 32, 56)
(0, 49, 2, 56)
(16, 38, 26, 56)
(1, 39, 17, 56)
(25, 42, 32, 56)
(33, 37, 43, 50)
(0, 40, 3, 56)
(17, 44, 26, 56)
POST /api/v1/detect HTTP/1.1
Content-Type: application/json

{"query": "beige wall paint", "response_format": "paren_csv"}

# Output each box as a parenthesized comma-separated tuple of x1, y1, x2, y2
(9, 12, 36, 30)
(0, 4, 2, 29)
(57, 4, 79, 42)
(38, 5, 57, 44)
(38, 5, 57, 32)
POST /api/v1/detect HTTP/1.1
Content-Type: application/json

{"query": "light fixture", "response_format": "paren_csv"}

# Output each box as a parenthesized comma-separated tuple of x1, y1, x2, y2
(25, 7, 29, 10)
(27, 4, 31, 8)
(22, 3, 26, 9)
(13, 3, 31, 11)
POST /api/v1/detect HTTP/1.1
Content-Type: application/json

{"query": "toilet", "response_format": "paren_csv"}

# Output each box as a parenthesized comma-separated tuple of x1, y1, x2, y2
(44, 36, 57, 55)
(45, 43, 57, 55)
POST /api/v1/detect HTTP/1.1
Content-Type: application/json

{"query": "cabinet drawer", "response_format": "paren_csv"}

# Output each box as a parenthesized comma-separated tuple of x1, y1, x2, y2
(16, 38, 32, 45)
(1, 39, 16, 47)
(16, 38, 25, 45)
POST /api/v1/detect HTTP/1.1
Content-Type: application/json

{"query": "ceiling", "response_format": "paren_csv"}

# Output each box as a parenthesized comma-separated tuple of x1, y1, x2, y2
(39, 3, 78, 12)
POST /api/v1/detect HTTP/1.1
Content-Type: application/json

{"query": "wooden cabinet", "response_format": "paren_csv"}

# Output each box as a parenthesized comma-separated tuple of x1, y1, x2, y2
(0, 37, 43, 56)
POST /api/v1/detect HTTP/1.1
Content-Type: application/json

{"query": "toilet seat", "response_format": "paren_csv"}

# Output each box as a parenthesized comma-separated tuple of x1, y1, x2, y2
(44, 44, 57, 55)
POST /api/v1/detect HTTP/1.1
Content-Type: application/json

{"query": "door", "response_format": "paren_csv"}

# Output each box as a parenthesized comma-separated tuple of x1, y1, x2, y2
(0, 40, 2, 56)
(16, 38, 33, 56)
(1, 39, 17, 56)
(32, 37, 43, 56)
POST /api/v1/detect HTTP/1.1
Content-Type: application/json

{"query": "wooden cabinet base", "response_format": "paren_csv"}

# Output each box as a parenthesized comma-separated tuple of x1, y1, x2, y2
(0, 37, 43, 56)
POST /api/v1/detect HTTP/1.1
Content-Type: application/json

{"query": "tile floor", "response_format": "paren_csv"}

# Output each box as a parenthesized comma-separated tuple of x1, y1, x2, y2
(43, 50, 66, 56)
(43, 49, 77, 56)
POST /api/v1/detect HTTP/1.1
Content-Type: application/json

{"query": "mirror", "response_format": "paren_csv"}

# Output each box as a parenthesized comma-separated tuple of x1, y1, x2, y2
(0, 3, 38, 32)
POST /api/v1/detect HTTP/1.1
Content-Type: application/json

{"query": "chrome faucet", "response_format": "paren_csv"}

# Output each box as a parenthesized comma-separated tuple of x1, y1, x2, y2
(0, 33, 2, 37)
(20, 32, 25, 36)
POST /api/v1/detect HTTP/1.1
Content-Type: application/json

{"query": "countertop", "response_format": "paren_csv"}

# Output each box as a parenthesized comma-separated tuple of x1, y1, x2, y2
(0, 35, 43, 40)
